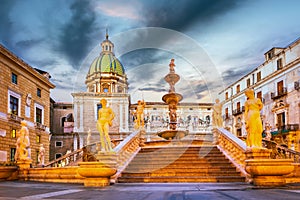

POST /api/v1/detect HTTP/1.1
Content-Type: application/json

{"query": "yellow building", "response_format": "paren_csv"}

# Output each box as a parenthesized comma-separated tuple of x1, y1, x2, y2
(0, 44, 55, 165)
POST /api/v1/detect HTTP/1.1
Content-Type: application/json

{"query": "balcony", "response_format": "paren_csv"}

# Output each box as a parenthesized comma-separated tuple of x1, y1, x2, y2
(35, 122, 46, 131)
(271, 124, 299, 135)
(8, 114, 24, 123)
(271, 87, 287, 100)
(232, 106, 245, 116)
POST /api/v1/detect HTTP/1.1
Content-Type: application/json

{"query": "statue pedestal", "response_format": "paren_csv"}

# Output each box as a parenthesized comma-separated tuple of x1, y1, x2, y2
(17, 159, 32, 181)
(78, 153, 117, 187)
(245, 148, 294, 186)
(139, 129, 146, 147)
(245, 147, 271, 159)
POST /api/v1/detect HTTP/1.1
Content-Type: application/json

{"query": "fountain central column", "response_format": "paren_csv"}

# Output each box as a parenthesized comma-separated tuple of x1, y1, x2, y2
(158, 59, 187, 140)
(162, 59, 183, 130)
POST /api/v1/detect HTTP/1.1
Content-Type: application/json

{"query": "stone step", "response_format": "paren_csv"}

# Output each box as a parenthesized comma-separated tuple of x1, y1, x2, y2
(118, 144, 244, 183)
(140, 147, 218, 152)
(135, 152, 224, 156)
(127, 160, 233, 167)
(131, 156, 229, 161)
(117, 176, 245, 183)
(123, 166, 238, 173)
(121, 171, 241, 177)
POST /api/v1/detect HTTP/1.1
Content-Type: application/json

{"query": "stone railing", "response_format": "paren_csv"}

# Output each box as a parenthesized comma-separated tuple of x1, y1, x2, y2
(263, 139, 300, 163)
(44, 149, 83, 168)
(214, 128, 248, 177)
(112, 130, 142, 180)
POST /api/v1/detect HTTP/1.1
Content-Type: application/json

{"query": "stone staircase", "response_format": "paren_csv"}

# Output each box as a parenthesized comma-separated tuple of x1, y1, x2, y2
(117, 145, 245, 183)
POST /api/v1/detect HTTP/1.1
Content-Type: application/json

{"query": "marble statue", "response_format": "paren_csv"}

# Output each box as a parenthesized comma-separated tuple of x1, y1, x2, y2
(264, 123, 272, 141)
(87, 129, 91, 145)
(96, 99, 115, 152)
(212, 98, 223, 128)
(169, 58, 175, 73)
(38, 144, 45, 166)
(15, 120, 30, 161)
(135, 100, 146, 129)
(244, 88, 263, 148)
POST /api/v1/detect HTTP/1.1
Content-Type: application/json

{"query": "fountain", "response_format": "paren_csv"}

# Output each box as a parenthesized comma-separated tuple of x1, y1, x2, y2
(157, 59, 188, 140)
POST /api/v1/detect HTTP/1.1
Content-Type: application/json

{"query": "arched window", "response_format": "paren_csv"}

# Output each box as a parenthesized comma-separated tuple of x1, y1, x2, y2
(102, 83, 109, 93)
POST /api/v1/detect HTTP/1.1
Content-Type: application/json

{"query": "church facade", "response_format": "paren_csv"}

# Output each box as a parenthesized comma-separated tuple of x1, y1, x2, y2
(71, 33, 130, 148)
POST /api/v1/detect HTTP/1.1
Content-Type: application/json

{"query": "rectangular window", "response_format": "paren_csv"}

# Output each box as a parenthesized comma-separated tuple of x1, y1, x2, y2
(277, 80, 284, 94)
(55, 153, 62, 159)
(225, 108, 229, 118)
(11, 73, 17, 84)
(236, 129, 242, 137)
(11, 129, 16, 138)
(257, 71, 261, 82)
(277, 58, 283, 70)
(277, 112, 285, 130)
(268, 52, 273, 60)
(36, 107, 42, 123)
(247, 78, 251, 88)
(10, 148, 16, 161)
(36, 135, 41, 143)
(236, 85, 240, 93)
(237, 102, 241, 112)
(225, 92, 228, 100)
(37, 88, 41, 97)
(10, 95, 19, 115)
(257, 91, 262, 101)
(55, 141, 63, 147)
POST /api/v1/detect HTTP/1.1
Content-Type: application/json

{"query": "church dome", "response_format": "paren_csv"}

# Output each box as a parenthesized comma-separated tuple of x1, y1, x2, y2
(85, 32, 128, 94)
(87, 52, 125, 76)
(86, 32, 125, 78)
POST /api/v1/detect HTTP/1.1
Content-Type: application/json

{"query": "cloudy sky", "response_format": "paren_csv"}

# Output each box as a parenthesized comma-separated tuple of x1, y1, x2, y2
(1, 0, 300, 103)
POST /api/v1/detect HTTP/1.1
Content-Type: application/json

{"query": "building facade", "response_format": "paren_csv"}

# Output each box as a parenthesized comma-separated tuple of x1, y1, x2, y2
(129, 102, 213, 133)
(0, 44, 55, 165)
(49, 102, 74, 161)
(219, 37, 300, 150)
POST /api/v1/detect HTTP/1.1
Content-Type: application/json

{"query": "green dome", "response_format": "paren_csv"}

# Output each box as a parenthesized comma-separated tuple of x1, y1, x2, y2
(87, 52, 125, 76)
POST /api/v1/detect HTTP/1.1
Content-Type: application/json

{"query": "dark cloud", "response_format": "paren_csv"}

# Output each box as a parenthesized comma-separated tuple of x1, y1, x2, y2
(0, 1, 15, 49)
(143, 0, 241, 31)
(15, 39, 43, 48)
(222, 67, 253, 86)
(58, 0, 99, 68)
(51, 78, 76, 90)
(121, 48, 172, 77)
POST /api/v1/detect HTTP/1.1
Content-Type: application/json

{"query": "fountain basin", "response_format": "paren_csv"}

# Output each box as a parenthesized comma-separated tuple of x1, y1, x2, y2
(157, 130, 188, 140)
(162, 93, 183, 104)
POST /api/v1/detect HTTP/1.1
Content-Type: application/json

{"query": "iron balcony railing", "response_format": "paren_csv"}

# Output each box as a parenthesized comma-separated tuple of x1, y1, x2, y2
(232, 106, 245, 116)
(271, 87, 287, 100)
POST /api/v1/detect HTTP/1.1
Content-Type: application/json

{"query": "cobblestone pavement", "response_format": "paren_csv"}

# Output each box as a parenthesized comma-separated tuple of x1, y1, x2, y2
(0, 181, 300, 200)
